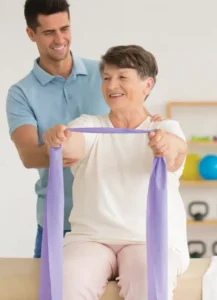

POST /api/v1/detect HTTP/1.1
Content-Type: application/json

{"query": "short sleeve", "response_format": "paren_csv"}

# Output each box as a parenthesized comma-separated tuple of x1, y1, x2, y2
(6, 85, 37, 135)
(151, 120, 186, 178)
(67, 114, 100, 157)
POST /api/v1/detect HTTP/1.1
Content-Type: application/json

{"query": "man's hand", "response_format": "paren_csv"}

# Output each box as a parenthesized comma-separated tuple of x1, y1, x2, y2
(63, 158, 78, 167)
(150, 114, 167, 122)
(43, 124, 72, 147)
(148, 129, 171, 157)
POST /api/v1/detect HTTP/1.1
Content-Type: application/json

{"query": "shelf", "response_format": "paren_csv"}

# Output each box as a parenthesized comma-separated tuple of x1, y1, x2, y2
(188, 141, 217, 146)
(187, 219, 217, 225)
(166, 101, 217, 118)
(168, 101, 217, 107)
(180, 180, 217, 186)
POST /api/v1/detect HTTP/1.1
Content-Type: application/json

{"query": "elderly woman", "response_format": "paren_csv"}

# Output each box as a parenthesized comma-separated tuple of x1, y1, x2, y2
(43, 45, 189, 300)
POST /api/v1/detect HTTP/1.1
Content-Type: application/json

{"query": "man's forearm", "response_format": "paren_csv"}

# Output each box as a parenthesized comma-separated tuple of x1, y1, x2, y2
(18, 144, 49, 169)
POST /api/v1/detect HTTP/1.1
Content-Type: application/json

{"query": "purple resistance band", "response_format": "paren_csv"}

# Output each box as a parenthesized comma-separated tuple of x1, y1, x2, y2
(39, 127, 168, 300)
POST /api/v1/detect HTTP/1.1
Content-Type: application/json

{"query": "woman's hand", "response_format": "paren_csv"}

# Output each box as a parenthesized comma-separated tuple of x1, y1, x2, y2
(44, 125, 86, 163)
(43, 124, 72, 148)
(148, 129, 188, 172)
(148, 129, 170, 157)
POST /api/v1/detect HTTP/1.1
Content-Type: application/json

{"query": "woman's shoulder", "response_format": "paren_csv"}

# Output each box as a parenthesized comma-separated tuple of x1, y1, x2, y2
(148, 119, 183, 133)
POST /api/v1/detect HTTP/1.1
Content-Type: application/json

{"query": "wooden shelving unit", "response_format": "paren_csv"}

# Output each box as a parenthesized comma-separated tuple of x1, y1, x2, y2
(167, 101, 217, 189)
(166, 101, 217, 118)
(188, 141, 217, 146)
(180, 180, 217, 187)
(166, 101, 217, 233)
(187, 219, 217, 225)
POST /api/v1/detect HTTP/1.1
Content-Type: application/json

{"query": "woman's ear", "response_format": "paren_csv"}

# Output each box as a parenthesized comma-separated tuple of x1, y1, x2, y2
(143, 77, 154, 97)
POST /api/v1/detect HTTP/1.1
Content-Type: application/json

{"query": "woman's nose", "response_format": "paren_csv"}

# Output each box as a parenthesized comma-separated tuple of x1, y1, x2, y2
(107, 78, 119, 90)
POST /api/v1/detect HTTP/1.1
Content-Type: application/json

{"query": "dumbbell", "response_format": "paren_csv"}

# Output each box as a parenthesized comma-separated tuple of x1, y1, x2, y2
(188, 201, 209, 221)
(212, 241, 217, 256)
(188, 241, 206, 258)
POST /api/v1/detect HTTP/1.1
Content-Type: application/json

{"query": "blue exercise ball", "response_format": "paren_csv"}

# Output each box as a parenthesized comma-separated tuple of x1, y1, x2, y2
(199, 155, 217, 180)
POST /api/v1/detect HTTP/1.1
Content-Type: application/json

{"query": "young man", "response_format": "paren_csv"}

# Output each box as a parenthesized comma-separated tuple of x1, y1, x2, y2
(6, 0, 110, 258)
(6, 0, 164, 258)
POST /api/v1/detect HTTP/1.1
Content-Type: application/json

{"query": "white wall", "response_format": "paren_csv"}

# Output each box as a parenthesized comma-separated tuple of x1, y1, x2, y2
(1, 0, 217, 257)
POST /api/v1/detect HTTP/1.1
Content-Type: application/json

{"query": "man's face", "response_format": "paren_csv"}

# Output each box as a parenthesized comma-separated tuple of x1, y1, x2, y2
(27, 12, 71, 62)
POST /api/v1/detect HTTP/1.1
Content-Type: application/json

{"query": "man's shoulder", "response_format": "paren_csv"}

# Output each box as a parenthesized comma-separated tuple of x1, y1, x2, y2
(80, 56, 99, 66)
(8, 69, 36, 94)
(78, 56, 100, 74)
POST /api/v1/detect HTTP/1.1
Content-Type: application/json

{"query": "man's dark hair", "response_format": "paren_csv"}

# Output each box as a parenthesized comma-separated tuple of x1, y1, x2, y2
(100, 45, 158, 83)
(24, 0, 70, 30)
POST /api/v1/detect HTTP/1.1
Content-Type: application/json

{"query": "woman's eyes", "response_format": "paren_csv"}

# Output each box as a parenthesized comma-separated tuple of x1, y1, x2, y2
(103, 76, 127, 80)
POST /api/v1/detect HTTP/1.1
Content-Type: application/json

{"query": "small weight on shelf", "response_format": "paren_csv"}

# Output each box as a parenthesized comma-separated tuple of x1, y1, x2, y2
(212, 241, 217, 256)
(188, 201, 209, 221)
(188, 241, 206, 258)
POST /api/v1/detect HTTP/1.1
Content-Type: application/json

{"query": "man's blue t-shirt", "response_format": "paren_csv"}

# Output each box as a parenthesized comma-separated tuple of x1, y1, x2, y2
(6, 55, 109, 230)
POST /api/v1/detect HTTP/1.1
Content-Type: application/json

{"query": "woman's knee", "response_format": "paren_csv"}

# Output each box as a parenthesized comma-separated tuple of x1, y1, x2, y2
(117, 245, 147, 300)
(117, 245, 181, 300)
(63, 242, 116, 300)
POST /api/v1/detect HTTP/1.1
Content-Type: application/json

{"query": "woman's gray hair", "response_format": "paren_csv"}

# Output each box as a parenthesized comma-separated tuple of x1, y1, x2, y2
(100, 45, 158, 83)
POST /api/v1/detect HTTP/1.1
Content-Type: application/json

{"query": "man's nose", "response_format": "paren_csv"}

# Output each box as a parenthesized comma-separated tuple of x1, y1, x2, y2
(53, 31, 65, 44)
